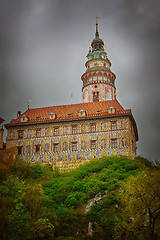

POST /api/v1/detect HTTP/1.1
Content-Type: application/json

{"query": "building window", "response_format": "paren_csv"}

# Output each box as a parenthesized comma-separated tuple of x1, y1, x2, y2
(72, 142, 77, 151)
(101, 123, 106, 131)
(108, 106, 116, 114)
(111, 139, 117, 148)
(63, 142, 68, 151)
(81, 124, 85, 133)
(18, 131, 23, 139)
(101, 139, 106, 149)
(72, 126, 77, 134)
(53, 144, 58, 152)
(91, 141, 96, 150)
(54, 128, 59, 136)
(111, 122, 117, 130)
(44, 143, 49, 153)
(17, 146, 22, 155)
(63, 126, 67, 135)
(122, 137, 127, 147)
(93, 91, 99, 102)
(27, 129, 31, 138)
(91, 124, 96, 132)
(81, 140, 86, 150)
(36, 129, 41, 137)
(10, 131, 14, 139)
(45, 128, 49, 137)
(26, 145, 31, 155)
(35, 145, 40, 153)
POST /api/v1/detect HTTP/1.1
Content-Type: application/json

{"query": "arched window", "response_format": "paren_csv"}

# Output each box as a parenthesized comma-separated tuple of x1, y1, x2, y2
(63, 126, 67, 135)
(45, 128, 49, 137)
(44, 143, 49, 153)
(63, 142, 68, 151)
(93, 91, 99, 102)
(81, 124, 85, 133)
(26, 145, 31, 155)
(81, 140, 86, 150)
(101, 139, 106, 149)
(101, 123, 106, 131)
(122, 137, 127, 147)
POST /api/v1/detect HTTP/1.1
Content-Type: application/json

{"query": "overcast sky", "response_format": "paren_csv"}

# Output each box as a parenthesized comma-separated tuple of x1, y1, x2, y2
(0, 0, 160, 161)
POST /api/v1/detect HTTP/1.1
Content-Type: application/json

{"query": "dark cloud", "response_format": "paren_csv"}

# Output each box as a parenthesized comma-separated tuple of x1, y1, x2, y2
(0, 0, 160, 160)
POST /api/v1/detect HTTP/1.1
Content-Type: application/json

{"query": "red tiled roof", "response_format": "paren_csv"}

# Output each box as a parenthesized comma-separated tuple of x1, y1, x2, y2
(9, 100, 131, 124)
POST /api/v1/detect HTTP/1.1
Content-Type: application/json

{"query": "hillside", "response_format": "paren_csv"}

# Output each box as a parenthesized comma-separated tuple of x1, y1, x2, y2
(0, 156, 160, 240)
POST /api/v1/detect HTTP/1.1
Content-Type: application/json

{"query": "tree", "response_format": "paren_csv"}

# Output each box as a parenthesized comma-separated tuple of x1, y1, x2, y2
(25, 183, 44, 218)
(33, 218, 54, 239)
(114, 170, 160, 240)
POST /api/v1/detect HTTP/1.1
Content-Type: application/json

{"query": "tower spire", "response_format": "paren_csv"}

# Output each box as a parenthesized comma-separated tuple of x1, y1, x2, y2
(95, 22, 99, 37)
(95, 16, 100, 37)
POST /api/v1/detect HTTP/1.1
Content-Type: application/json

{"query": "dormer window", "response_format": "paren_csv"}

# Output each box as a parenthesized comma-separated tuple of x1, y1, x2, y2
(108, 106, 116, 114)
(78, 108, 86, 117)
(21, 114, 28, 123)
(49, 111, 56, 120)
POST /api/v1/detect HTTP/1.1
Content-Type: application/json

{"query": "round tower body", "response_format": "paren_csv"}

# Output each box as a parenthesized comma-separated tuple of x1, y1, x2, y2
(81, 23, 116, 103)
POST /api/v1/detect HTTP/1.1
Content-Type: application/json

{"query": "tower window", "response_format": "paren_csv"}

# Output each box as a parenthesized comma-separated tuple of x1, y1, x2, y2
(93, 91, 99, 102)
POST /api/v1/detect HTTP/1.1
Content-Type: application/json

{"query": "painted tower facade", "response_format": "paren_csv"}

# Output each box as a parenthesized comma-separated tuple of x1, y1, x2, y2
(82, 23, 116, 103)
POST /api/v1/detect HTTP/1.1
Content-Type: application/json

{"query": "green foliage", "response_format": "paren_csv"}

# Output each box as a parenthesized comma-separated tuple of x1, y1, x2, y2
(33, 218, 54, 239)
(114, 169, 160, 240)
(0, 155, 158, 240)
(32, 163, 43, 179)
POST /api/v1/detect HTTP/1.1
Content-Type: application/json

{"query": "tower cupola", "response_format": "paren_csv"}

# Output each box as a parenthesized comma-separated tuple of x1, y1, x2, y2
(81, 22, 116, 103)
(91, 23, 104, 52)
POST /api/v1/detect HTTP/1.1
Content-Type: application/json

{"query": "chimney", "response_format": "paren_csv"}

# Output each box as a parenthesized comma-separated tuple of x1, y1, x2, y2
(17, 111, 21, 118)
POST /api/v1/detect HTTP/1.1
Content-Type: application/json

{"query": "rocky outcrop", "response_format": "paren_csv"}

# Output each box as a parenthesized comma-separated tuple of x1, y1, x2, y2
(85, 192, 102, 213)
(85, 191, 107, 236)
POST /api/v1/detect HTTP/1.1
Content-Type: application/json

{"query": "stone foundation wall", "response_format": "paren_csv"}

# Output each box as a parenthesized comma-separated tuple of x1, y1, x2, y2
(52, 158, 91, 172)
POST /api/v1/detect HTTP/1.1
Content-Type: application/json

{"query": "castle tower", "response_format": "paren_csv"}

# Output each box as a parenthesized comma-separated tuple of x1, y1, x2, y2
(81, 22, 116, 103)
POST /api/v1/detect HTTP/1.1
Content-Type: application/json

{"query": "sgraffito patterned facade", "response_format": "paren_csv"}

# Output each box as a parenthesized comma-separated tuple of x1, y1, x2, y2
(5, 22, 138, 171)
